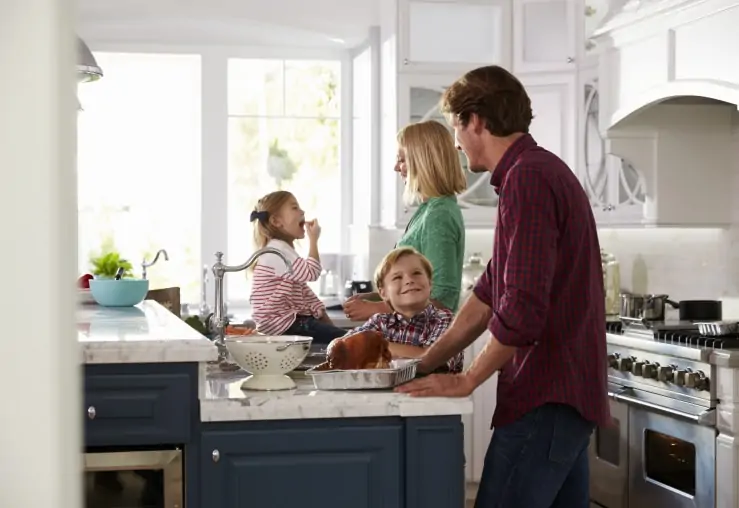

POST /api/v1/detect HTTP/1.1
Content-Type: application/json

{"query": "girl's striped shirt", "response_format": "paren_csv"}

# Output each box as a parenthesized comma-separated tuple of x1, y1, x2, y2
(250, 239, 324, 335)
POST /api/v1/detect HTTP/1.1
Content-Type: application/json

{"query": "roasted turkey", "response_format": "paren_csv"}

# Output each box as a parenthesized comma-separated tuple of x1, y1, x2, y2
(326, 330, 392, 370)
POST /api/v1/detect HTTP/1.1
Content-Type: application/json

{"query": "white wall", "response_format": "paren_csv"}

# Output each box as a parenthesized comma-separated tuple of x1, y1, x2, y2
(0, 0, 81, 506)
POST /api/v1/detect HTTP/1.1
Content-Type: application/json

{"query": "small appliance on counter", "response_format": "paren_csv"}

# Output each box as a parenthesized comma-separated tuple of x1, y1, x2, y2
(344, 280, 373, 299)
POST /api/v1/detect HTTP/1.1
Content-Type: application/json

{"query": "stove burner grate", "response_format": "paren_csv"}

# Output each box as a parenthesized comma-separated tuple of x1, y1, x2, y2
(655, 329, 739, 350)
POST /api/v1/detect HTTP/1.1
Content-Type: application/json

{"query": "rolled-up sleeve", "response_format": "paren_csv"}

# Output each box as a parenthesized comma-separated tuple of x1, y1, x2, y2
(489, 168, 559, 348)
(472, 261, 493, 307)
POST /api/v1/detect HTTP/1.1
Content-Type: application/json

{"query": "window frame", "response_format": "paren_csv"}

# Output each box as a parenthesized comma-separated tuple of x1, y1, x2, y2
(82, 42, 354, 311)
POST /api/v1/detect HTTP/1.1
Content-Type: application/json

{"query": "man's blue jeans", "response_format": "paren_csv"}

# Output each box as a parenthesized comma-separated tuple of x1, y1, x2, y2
(474, 403, 595, 508)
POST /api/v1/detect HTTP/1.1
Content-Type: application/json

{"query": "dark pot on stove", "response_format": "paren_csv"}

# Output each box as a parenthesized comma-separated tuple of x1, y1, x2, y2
(676, 300, 722, 321)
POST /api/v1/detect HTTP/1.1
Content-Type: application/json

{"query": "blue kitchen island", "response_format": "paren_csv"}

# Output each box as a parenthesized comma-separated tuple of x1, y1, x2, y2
(79, 302, 472, 508)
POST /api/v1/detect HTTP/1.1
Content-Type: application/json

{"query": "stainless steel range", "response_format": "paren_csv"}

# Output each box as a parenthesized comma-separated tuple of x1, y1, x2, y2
(590, 319, 739, 508)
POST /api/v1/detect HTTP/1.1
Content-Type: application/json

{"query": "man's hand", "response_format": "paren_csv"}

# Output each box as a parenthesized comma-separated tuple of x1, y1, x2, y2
(395, 373, 475, 398)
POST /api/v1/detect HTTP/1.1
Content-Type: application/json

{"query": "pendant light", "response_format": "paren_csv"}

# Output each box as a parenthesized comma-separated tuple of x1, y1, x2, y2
(77, 37, 102, 83)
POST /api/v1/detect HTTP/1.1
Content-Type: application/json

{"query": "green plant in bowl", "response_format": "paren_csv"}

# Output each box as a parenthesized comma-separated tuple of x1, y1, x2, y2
(89, 251, 134, 279)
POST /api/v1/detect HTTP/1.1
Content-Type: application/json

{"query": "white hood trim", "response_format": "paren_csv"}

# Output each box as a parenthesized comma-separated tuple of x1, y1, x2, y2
(610, 79, 739, 129)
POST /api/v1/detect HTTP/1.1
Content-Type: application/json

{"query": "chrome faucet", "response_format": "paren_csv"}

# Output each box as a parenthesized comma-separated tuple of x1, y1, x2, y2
(209, 248, 292, 348)
(199, 265, 211, 320)
(142, 249, 169, 280)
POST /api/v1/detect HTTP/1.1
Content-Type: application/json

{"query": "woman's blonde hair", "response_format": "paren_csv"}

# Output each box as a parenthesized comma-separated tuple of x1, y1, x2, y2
(251, 190, 295, 249)
(397, 120, 467, 205)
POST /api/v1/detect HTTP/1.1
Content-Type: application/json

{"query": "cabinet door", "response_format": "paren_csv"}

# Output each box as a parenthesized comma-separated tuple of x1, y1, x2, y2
(576, 66, 646, 225)
(469, 333, 498, 482)
(201, 423, 402, 508)
(521, 73, 577, 169)
(513, 0, 578, 73)
(398, 0, 511, 73)
(397, 74, 499, 228)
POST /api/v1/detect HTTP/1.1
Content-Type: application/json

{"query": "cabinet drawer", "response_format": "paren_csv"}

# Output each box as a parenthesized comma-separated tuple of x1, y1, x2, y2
(84, 372, 192, 446)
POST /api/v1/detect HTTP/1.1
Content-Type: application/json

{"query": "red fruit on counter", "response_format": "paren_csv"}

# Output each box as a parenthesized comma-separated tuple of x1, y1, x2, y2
(78, 273, 94, 289)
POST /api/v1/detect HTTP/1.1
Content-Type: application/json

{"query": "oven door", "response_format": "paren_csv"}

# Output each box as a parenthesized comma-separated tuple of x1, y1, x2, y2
(84, 449, 183, 508)
(621, 389, 716, 508)
(589, 385, 629, 508)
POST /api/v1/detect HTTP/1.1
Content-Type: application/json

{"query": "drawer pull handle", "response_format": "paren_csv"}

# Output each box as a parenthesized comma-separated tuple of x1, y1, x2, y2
(87, 406, 96, 420)
(212, 449, 220, 463)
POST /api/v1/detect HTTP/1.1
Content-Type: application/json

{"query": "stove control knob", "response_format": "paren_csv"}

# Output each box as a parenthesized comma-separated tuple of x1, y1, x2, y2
(686, 371, 709, 391)
(632, 361, 645, 376)
(607, 354, 619, 369)
(675, 370, 688, 386)
(642, 363, 658, 379)
(617, 357, 633, 372)
(657, 366, 674, 383)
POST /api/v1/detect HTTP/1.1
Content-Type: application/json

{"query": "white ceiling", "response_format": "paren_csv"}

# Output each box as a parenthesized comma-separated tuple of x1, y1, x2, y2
(77, 0, 381, 48)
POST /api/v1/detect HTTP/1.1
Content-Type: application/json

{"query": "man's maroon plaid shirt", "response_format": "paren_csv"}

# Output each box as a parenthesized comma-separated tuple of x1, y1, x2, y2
(473, 134, 610, 428)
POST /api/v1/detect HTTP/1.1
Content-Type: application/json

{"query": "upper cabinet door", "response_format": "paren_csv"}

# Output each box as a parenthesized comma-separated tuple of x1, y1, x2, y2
(513, 0, 578, 73)
(397, 74, 500, 228)
(398, 0, 512, 73)
(521, 73, 577, 170)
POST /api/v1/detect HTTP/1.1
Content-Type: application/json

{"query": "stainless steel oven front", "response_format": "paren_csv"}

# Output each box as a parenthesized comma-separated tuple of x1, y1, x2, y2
(84, 449, 183, 508)
(626, 389, 716, 508)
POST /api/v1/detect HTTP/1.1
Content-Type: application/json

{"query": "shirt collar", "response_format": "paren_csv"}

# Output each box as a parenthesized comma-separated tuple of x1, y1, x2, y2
(389, 303, 436, 326)
(490, 134, 537, 193)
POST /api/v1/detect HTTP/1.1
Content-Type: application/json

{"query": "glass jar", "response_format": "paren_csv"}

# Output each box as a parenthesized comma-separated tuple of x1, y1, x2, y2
(601, 249, 621, 318)
(461, 253, 486, 303)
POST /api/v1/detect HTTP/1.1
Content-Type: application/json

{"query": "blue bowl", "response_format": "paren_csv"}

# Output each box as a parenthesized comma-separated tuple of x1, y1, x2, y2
(89, 278, 150, 307)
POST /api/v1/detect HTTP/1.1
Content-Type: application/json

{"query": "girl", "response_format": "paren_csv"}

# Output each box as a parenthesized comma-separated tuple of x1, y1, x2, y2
(249, 190, 346, 344)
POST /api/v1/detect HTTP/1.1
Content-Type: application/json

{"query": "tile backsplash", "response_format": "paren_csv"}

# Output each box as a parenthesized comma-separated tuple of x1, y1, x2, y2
(358, 226, 739, 301)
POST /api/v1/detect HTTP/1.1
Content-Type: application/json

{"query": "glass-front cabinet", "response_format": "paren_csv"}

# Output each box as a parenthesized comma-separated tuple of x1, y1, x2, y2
(395, 73, 576, 228)
(397, 74, 499, 227)
(578, 66, 646, 225)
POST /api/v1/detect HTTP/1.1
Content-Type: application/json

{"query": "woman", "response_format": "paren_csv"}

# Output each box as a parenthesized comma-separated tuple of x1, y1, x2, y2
(343, 120, 466, 321)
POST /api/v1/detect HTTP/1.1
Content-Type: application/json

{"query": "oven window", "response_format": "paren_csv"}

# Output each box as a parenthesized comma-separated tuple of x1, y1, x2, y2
(595, 418, 621, 466)
(85, 471, 164, 508)
(643, 429, 696, 496)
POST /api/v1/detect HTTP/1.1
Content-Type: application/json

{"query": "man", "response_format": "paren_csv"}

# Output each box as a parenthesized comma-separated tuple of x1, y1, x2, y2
(396, 65, 610, 508)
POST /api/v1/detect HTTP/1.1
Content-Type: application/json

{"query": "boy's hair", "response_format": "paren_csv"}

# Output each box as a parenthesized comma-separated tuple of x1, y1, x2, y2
(374, 247, 433, 291)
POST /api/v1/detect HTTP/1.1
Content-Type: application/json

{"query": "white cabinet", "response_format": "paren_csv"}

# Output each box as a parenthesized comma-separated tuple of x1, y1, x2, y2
(462, 332, 497, 482)
(391, 73, 499, 228)
(513, 0, 578, 73)
(396, 0, 512, 73)
(521, 73, 577, 169)
(384, 72, 576, 229)
(576, 65, 646, 225)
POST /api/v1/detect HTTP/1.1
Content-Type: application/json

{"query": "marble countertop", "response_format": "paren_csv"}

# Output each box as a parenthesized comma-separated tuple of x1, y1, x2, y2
(200, 367, 473, 422)
(78, 301, 218, 364)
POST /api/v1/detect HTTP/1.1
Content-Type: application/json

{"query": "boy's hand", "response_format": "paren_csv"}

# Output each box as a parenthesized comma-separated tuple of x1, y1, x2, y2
(305, 219, 321, 241)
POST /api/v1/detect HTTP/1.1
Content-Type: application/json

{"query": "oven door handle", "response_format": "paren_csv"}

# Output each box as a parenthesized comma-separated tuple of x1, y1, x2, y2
(609, 390, 716, 426)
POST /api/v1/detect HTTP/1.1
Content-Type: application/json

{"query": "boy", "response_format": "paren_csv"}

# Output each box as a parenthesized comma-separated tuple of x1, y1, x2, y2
(346, 247, 463, 373)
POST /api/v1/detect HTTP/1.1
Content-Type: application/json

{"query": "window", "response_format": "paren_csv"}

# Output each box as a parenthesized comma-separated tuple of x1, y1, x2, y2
(77, 52, 202, 303)
(226, 58, 342, 302)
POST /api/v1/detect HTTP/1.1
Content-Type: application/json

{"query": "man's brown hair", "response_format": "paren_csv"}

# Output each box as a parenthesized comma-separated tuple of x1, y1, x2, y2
(439, 65, 533, 137)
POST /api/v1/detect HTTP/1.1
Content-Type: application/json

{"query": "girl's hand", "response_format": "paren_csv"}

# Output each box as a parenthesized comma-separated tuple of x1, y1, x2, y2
(305, 219, 321, 241)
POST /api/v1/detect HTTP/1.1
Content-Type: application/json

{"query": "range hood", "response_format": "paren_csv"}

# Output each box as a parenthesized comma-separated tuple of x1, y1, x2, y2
(587, 0, 739, 227)
(590, 0, 739, 131)
(77, 37, 102, 82)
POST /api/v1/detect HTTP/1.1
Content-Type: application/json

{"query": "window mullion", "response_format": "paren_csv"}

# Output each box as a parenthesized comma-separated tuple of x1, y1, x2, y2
(200, 51, 229, 311)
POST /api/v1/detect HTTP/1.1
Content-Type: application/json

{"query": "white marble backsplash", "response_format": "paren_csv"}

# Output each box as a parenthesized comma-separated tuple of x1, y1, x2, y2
(358, 225, 739, 302)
